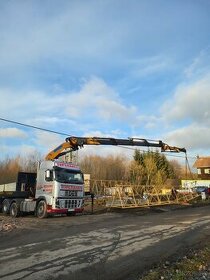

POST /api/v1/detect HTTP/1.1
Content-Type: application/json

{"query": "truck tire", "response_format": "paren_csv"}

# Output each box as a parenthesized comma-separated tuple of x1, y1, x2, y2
(36, 200, 48, 219)
(2, 199, 10, 215)
(10, 202, 20, 218)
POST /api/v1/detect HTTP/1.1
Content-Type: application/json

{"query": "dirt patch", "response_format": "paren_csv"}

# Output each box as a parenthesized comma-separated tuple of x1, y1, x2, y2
(0, 216, 23, 232)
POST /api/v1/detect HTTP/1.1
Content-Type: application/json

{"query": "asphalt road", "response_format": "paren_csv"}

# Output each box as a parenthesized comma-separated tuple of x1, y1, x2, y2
(1, 205, 210, 280)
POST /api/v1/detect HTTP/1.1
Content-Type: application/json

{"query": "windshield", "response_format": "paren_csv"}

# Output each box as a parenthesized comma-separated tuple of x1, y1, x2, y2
(54, 167, 84, 184)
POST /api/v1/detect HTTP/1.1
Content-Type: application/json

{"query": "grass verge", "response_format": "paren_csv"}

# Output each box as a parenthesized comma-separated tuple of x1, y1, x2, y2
(140, 241, 210, 280)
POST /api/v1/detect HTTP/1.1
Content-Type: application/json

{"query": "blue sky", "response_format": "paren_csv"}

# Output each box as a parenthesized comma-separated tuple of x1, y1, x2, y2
(0, 0, 210, 164)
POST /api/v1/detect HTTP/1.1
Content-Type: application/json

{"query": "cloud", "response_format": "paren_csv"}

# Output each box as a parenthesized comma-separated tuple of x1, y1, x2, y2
(0, 77, 148, 131)
(34, 131, 63, 149)
(0, 1, 210, 162)
(78, 145, 133, 160)
(184, 46, 210, 79)
(160, 49, 210, 155)
(164, 124, 210, 153)
(162, 74, 210, 125)
(0, 143, 39, 160)
(82, 130, 124, 138)
(0, 127, 27, 139)
(128, 55, 173, 77)
(0, 1, 129, 71)
(67, 77, 138, 122)
(18, 145, 39, 158)
(2, 0, 207, 79)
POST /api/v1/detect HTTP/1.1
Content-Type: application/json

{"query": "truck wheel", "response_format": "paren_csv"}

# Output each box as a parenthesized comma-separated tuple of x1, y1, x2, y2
(10, 202, 19, 218)
(2, 199, 10, 215)
(36, 200, 48, 219)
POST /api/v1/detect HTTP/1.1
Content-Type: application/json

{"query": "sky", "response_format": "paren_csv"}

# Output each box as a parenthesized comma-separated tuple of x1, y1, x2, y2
(0, 0, 210, 166)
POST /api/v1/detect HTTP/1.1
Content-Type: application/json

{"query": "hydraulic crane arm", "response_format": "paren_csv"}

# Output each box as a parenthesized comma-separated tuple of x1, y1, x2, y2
(45, 136, 186, 161)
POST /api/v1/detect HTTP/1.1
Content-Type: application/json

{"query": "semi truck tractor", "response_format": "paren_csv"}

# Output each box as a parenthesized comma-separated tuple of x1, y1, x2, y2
(0, 136, 186, 218)
(0, 160, 84, 218)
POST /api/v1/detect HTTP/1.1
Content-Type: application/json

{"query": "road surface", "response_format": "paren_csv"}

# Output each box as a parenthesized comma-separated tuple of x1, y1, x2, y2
(1, 205, 210, 280)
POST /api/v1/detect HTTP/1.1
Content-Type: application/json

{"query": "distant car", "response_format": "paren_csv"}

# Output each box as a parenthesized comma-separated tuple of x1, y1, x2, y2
(194, 186, 210, 196)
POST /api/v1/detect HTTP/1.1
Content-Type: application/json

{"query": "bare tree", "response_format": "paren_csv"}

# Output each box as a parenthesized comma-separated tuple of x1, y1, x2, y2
(152, 170, 166, 190)
(169, 160, 183, 179)
(0, 151, 43, 184)
(79, 155, 128, 180)
(129, 161, 145, 184)
(144, 156, 157, 185)
(20, 152, 42, 172)
(0, 156, 21, 184)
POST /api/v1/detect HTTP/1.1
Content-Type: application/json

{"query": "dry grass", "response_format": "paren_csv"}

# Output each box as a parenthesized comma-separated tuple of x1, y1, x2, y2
(140, 243, 210, 280)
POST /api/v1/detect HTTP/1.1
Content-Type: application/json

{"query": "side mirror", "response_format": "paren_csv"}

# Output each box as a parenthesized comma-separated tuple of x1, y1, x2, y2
(45, 170, 53, 181)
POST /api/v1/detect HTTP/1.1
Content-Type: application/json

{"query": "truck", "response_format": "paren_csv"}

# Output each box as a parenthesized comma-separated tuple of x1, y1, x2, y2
(0, 136, 186, 218)
(0, 160, 84, 218)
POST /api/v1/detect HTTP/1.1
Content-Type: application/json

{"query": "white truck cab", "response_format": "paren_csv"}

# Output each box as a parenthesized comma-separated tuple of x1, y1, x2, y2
(36, 160, 84, 216)
(0, 160, 84, 218)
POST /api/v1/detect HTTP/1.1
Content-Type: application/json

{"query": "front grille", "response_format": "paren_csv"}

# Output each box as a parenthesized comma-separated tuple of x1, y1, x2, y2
(57, 199, 82, 209)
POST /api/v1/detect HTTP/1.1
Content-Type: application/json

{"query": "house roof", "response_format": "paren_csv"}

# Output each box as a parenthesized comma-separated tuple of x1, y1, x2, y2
(193, 157, 210, 168)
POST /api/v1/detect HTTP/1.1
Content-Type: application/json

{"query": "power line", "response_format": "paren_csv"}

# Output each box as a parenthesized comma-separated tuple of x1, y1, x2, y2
(0, 117, 196, 160)
(0, 117, 73, 137)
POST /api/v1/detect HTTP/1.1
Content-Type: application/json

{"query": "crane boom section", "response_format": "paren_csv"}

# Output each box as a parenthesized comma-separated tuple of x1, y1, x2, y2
(66, 137, 164, 148)
(45, 136, 186, 161)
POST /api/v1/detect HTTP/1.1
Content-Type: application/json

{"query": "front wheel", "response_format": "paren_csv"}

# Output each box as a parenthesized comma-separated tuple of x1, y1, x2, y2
(36, 200, 48, 219)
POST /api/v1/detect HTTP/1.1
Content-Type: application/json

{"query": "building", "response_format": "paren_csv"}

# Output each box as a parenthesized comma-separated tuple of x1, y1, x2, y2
(193, 156, 210, 179)
(181, 179, 210, 189)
